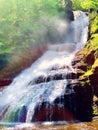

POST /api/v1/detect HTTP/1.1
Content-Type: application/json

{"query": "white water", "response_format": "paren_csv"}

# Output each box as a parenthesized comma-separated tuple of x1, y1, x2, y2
(0, 11, 89, 123)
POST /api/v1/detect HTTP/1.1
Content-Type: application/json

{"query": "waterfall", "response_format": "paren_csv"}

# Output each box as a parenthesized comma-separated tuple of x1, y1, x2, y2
(0, 11, 89, 124)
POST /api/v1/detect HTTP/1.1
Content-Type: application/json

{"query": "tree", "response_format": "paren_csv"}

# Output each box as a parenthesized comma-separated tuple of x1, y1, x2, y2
(81, 0, 98, 11)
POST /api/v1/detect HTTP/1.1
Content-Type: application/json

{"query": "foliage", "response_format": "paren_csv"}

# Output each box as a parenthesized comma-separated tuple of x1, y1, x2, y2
(90, 15, 98, 34)
(72, 0, 98, 11)
(71, 0, 83, 10)
(0, 0, 66, 55)
(0, 0, 67, 71)
(77, 11, 98, 115)
(81, 0, 98, 10)
(80, 11, 98, 82)
(0, 0, 98, 54)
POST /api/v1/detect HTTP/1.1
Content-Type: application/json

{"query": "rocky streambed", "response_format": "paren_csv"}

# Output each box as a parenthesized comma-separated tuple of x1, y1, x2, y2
(1, 118, 98, 130)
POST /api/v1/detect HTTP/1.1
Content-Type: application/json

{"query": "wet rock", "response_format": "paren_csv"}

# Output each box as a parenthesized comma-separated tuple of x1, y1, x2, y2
(94, 66, 98, 72)
(32, 101, 75, 122)
(71, 52, 84, 66)
(65, 0, 74, 21)
(18, 106, 27, 122)
(66, 81, 93, 121)
(8, 106, 27, 122)
(30, 81, 93, 122)
(89, 73, 98, 98)
(66, 72, 78, 79)
(32, 71, 78, 85)
(73, 63, 87, 71)
(0, 78, 12, 87)
(86, 53, 95, 65)
(89, 73, 98, 85)
(73, 83, 93, 122)
(66, 11, 74, 21)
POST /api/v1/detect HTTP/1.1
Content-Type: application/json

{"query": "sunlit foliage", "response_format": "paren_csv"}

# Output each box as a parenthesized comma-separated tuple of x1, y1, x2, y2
(72, 0, 98, 11)
(0, 0, 65, 54)
(81, 0, 98, 10)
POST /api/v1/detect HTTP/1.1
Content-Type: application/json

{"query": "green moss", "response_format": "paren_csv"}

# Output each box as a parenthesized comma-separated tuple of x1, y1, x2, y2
(81, 70, 93, 78)
(83, 35, 98, 56)
(80, 11, 98, 116)
(80, 11, 98, 82)
(81, 81, 86, 87)
(92, 59, 98, 69)
(91, 15, 98, 34)
(93, 96, 98, 115)
(81, 58, 98, 79)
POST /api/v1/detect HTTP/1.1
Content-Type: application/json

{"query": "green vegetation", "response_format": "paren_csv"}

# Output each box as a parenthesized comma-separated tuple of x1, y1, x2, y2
(2, 0, 98, 56)
(70, 2, 98, 115)
(82, 70, 93, 77)
(72, 0, 98, 11)
(78, 10, 98, 115)
(0, 0, 97, 54)
(0, 0, 98, 53)
(72, 0, 83, 10)
(0, 0, 68, 71)
(80, 11, 98, 78)
(0, 0, 98, 75)
(0, 0, 61, 54)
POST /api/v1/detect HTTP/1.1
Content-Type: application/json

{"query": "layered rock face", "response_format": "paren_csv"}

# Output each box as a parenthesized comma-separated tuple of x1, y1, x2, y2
(72, 11, 98, 115)
(0, 58, 93, 123)
(31, 82, 93, 122)
(28, 71, 92, 122)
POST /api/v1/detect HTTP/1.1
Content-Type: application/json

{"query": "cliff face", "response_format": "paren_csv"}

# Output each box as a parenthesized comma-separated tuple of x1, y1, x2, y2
(72, 11, 98, 115)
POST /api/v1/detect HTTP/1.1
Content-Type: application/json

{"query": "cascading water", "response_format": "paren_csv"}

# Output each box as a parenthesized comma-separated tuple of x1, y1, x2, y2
(0, 11, 89, 124)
